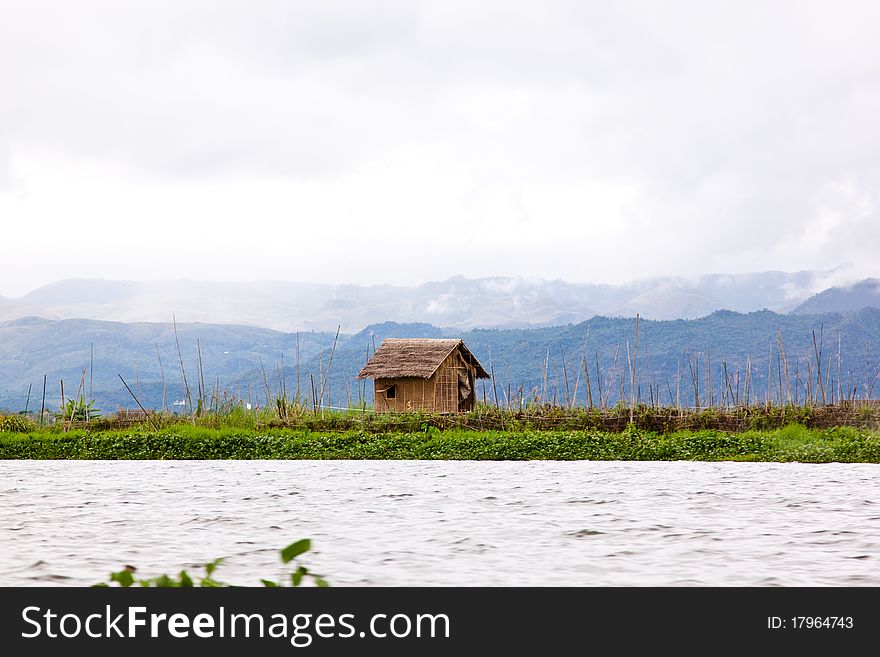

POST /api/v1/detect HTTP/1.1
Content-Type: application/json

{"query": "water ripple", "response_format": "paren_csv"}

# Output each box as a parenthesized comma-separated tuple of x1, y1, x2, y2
(0, 460, 878, 586)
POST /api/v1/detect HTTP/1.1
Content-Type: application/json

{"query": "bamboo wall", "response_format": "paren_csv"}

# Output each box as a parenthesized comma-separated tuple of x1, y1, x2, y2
(373, 350, 479, 413)
(374, 376, 437, 413)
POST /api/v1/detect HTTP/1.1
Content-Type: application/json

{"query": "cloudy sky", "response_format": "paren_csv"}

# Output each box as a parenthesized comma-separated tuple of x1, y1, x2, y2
(1, 1, 879, 297)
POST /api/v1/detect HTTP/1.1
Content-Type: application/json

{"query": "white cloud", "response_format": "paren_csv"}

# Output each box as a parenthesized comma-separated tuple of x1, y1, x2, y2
(1, 1, 879, 296)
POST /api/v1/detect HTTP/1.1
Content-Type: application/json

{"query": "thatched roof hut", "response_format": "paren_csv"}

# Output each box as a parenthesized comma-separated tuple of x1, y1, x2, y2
(357, 338, 489, 413)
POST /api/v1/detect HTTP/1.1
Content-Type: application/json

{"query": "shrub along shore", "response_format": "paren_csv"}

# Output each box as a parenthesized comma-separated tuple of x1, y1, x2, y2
(3, 405, 880, 462)
(2, 423, 880, 462)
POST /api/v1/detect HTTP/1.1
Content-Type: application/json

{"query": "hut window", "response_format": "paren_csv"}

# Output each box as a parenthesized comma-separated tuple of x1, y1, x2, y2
(386, 385, 396, 399)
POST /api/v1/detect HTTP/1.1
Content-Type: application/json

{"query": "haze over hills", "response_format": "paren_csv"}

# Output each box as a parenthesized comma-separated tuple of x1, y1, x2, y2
(0, 293, 56, 323)
(5, 269, 880, 414)
(0, 269, 850, 332)
(792, 279, 880, 316)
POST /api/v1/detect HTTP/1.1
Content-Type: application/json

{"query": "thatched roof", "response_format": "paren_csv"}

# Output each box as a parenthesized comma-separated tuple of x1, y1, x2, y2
(357, 338, 490, 380)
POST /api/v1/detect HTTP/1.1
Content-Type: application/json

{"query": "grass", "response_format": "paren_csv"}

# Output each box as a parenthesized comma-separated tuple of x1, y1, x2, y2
(8, 401, 880, 434)
(2, 423, 879, 462)
(4, 405, 880, 462)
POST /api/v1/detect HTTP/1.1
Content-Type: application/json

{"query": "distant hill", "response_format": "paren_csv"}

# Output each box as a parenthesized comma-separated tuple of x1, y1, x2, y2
(4, 308, 880, 414)
(0, 317, 339, 413)
(612, 286, 717, 320)
(792, 279, 880, 315)
(0, 269, 841, 331)
(337, 308, 880, 409)
(0, 294, 54, 323)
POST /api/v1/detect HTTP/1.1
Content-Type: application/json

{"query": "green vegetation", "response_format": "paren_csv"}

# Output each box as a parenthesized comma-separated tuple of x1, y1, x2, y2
(95, 539, 328, 588)
(2, 419, 879, 462)
(0, 413, 35, 433)
(57, 397, 101, 422)
(9, 400, 880, 434)
(5, 405, 880, 462)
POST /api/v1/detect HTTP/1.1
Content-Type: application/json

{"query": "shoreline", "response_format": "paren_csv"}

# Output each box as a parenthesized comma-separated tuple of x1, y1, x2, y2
(2, 424, 879, 462)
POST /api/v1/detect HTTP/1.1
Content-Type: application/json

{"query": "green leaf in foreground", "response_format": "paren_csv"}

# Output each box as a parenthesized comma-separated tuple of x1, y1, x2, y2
(179, 570, 194, 587)
(94, 538, 329, 587)
(281, 539, 312, 564)
(110, 568, 135, 587)
(205, 557, 224, 577)
(292, 566, 307, 587)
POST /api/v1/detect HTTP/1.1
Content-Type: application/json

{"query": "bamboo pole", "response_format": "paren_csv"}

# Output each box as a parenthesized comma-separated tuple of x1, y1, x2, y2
(259, 355, 271, 408)
(40, 375, 46, 428)
(318, 325, 341, 415)
(583, 355, 593, 410)
(825, 352, 833, 405)
(310, 373, 318, 414)
(172, 315, 193, 418)
(541, 349, 549, 404)
(630, 313, 639, 423)
(707, 348, 711, 408)
(807, 361, 814, 407)
(776, 346, 782, 406)
(117, 373, 160, 430)
(88, 341, 94, 421)
(197, 339, 206, 415)
(686, 352, 699, 409)
(812, 328, 827, 405)
(575, 328, 591, 408)
(280, 351, 287, 404)
(489, 347, 499, 408)
(296, 332, 302, 407)
(776, 331, 793, 406)
(560, 346, 571, 408)
(156, 345, 167, 414)
(69, 367, 86, 428)
(676, 359, 682, 411)
(744, 355, 752, 406)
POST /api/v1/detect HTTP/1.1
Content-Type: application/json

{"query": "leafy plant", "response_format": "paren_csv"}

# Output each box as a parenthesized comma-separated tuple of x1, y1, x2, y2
(56, 398, 101, 422)
(420, 422, 440, 438)
(95, 539, 329, 587)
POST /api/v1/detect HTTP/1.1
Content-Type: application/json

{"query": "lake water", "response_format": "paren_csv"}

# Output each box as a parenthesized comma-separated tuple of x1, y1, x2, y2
(1, 460, 878, 586)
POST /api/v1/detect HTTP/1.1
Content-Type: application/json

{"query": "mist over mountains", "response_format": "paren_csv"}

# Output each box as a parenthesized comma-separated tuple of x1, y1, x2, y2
(5, 270, 880, 414)
(0, 269, 852, 332)
(792, 279, 880, 316)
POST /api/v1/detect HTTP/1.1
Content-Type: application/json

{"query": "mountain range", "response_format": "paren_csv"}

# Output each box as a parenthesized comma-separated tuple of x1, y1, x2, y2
(0, 269, 865, 332)
(791, 278, 880, 316)
(5, 270, 880, 414)
(4, 308, 880, 414)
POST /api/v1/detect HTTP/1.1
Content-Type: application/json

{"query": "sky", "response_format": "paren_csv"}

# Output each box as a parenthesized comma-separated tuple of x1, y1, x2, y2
(1, 0, 879, 297)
